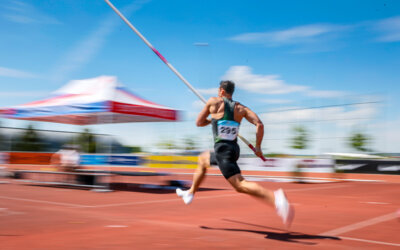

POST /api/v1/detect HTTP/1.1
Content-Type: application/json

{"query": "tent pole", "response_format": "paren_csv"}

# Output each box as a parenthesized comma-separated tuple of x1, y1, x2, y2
(93, 113, 112, 192)
(104, 113, 113, 192)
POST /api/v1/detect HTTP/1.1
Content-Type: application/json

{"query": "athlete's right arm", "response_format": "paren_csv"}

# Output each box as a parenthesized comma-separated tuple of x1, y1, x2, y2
(196, 98, 213, 127)
(244, 107, 264, 157)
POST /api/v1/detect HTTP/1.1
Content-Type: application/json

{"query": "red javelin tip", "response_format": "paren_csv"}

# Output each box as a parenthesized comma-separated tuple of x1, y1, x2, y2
(151, 47, 168, 64)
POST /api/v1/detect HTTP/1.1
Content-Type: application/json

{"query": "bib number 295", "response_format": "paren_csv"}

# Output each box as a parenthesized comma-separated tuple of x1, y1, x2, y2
(220, 126, 237, 135)
(217, 120, 239, 141)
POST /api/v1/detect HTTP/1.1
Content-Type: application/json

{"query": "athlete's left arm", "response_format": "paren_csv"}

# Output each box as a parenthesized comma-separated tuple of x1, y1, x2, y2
(196, 98, 212, 127)
(243, 106, 264, 155)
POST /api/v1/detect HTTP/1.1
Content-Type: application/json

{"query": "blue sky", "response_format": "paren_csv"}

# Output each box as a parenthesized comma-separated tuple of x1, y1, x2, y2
(0, 0, 399, 154)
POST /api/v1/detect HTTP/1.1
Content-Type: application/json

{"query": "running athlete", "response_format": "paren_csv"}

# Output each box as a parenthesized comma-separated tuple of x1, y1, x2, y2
(176, 80, 294, 227)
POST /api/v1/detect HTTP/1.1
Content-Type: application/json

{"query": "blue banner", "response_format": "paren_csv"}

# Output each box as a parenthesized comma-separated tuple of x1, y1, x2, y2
(108, 155, 142, 166)
(80, 155, 108, 165)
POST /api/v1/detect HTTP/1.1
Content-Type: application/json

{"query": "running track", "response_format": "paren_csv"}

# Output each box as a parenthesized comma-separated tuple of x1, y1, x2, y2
(1, 170, 399, 249)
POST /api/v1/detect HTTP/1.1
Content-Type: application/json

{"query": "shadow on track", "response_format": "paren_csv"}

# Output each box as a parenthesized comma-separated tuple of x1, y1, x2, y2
(200, 219, 341, 245)
(22, 183, 226, 194)
(110, 182, 226, 194)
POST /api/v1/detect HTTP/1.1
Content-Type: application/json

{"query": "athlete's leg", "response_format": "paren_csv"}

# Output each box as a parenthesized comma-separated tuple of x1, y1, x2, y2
(176, 150, 210, 205)
(188, 150, 210, 194)
(227, 173, 275, 207)
(227, 173, 294, 227)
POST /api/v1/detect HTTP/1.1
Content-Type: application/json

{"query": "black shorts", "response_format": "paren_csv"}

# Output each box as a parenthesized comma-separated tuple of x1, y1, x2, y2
(210, 141, 241, 179)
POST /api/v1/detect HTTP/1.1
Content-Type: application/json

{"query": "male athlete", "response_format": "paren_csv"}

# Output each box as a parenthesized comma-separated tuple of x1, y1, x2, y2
(177, 80, 294, 227)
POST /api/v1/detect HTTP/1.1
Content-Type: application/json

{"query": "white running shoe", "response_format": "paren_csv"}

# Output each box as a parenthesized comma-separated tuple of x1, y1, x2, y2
(176, 188, 194, 205)
(274, 188, 295, 228)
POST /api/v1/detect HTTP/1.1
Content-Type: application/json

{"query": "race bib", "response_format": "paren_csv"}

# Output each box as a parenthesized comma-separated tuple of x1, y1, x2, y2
(217, 120, 239, 141)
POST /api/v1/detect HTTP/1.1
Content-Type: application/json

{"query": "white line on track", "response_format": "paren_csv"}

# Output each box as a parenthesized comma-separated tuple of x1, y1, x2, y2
(286, 184, 350, 192)
(322, 211, 398, 236)
(91, 185, 350, 208)
(139, 218, 400, 246)
(0, 184, 350, 209)
(340, 236, 400, 247)
(175, 172, 385, 183)
(90, 193, 240, 208)
(361, 201, 390, 205)
(0, 195, 91, 208)
(2, 185, 398, 247)
(0, 207, 25, 216)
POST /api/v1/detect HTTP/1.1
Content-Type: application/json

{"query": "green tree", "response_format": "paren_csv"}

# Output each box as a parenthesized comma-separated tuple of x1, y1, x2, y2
(182, 136, 196, 150)
(15, 124, 43, 152)
(127, 146, 142, 153)
(349, 132, 369, 152)
(157, 140, 176, 150)
(76, 128, 97, 153)
(290, 125, 309, 150)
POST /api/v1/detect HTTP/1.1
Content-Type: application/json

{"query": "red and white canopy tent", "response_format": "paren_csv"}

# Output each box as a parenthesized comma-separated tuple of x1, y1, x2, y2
(0, 76, 179, 124)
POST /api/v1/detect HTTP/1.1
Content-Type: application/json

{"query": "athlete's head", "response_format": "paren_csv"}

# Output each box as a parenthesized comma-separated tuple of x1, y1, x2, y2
(219, 80, 235, 97)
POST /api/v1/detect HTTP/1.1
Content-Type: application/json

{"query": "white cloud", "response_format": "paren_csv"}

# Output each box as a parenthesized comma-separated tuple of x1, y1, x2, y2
(1, 0, 61, 24)
(192, 100, 205, 110)
(222, 66, 308, 94)
(368, 119, 400, 152)
(50, 0, 149, 84)
(197, 88, 218, 95)
(229, 16, 400, 51)
(221, 66, 346, 99)
(261, 99, 293, 104)
(230, 24, 351, 47)
(50, 19, 116, 83)
(0, 66, 38, 78)
(305, 90, 346, 98)
(184, 100, 205, 120)
(260, 103, 378, 128)
(373, 16, 400, 42)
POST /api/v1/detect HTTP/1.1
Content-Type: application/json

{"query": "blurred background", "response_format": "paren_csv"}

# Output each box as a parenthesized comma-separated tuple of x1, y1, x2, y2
(1, 1, 399, 249)
(0, 0, 399, 165)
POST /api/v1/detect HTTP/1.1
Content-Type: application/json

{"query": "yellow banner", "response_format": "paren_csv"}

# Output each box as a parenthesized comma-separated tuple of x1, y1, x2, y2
(145, 155, 198, 169)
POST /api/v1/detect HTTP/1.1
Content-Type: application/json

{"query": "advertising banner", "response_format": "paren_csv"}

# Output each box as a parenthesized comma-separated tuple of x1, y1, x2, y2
(5, 152, 337, 173)
(108, 155, 141, 166)
(80, 154, 108, 165)
(8, 152, 52, 165)
(238, 157, 335, 173)
(0, 152, 8, 164)
(145, 155, 198, 169)
(336, 159, 400, 174)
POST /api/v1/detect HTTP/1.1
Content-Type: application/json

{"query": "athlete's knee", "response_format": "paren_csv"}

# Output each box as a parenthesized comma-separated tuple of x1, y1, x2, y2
(228, 174, 247, 193)
(233, 180, 251, 193)
(198, 151, 210, 168)
(232, 182, 245, 193)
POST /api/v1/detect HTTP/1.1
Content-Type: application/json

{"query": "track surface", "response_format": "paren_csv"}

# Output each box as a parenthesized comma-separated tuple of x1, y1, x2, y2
(1, 171, 399, 249)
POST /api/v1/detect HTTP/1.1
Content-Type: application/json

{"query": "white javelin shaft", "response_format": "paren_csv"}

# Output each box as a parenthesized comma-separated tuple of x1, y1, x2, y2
(105, 0, 266, 161)
(104, 0, 206, 104)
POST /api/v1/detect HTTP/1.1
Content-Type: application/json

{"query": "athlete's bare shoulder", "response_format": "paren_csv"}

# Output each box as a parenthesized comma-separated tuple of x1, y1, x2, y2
(231, 101, 247, 122)
(207, 96, 221, 105)
(234, 101, 248, 114)
(236, 102, 262, 126)
(208, 97, 224, 117)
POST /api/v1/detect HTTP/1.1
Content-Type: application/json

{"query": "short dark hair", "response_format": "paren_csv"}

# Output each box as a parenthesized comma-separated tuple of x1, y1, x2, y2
(220, 80, 235, 95)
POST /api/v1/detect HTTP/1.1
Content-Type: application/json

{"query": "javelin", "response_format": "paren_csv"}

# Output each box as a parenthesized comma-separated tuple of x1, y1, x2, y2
(104, 0, 266, 162)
